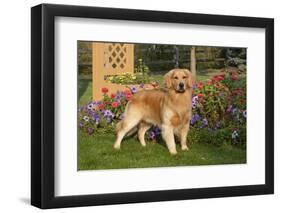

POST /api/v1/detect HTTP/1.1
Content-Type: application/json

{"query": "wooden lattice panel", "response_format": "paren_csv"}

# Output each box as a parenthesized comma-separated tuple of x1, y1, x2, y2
(92, 42, 134, 100)
(105, 43, 128, 70)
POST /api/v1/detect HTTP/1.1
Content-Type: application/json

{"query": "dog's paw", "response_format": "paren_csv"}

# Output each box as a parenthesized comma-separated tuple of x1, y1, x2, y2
(169, 150, 178, 155)
(140, 143, 146, 147)
(181, 145, 189, 151)
(113, 143, 121, 150)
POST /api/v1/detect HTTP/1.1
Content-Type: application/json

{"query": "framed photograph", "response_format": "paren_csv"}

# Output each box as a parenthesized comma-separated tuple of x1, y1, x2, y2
(31, 3, 274, 209)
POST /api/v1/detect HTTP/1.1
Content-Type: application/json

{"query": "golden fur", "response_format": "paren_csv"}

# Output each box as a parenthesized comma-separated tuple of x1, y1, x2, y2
(114, 69, 193, 154)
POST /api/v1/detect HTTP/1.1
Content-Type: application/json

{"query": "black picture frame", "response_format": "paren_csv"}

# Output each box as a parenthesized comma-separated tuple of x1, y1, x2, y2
(31, 3, 274, 209)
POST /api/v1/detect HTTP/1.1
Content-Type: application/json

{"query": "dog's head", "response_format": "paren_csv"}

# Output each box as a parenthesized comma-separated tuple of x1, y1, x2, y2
(164, 69, 193, 93)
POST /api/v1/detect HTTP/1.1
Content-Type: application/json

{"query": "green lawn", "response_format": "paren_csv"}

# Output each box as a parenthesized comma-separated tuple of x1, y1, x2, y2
(79, 79, 92, 105)
(78, 132, 246, 170)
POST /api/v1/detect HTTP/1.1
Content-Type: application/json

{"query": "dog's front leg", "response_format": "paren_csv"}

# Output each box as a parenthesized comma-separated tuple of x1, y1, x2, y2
(180, 123, 190, 151)
(162, 125, 177, 155)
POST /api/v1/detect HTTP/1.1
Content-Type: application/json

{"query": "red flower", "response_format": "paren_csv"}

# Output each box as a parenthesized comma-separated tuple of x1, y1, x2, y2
(212, 75, 224, 82)
(197, 83, 203, 89)
(123, 89, 131, 96)
(98, 103, 105, 110)
(231, 75, 238, 81)
(111, 101, 119, 108)
(101, 87, 109, 93)
(125, 93, 132, 101)
(233, 88, 242, 95)
(197, 93, 203, 98)
(206, 80, 212, 85)
(111, 93, 116, 98)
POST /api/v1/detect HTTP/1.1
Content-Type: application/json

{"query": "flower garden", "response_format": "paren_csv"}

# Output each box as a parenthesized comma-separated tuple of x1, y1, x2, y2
(79, 71, 246, 148)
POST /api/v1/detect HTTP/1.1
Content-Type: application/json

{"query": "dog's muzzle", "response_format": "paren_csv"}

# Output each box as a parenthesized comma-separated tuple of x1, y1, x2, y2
(176, 82, 185, 93)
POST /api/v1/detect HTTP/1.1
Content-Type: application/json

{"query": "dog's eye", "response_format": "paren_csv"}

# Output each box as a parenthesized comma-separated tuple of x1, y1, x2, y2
(183, 76, 187, 79)
(174, 76, 178, 79)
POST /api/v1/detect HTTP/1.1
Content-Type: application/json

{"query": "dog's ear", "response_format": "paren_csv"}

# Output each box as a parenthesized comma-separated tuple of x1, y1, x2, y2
(184, 69, 193, 88)
(164, 70, 174, 89)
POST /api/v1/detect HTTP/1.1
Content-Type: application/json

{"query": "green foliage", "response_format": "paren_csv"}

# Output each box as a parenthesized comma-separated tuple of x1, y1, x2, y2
(188, 128, 231, 146)
(105, 72, 151, 85)
(134, 58, 150, 74)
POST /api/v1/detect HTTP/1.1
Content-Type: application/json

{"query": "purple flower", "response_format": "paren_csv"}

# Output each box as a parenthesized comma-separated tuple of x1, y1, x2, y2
(79, 122, 84, 128)
(191, 114, 201, 125)
(140, 83, 145, 89)
(103, 110, 113, 117)
(95, 117, 100, 124)
(231, 108, 238, 115)
(87, 103, 94, 110)
(92, 113, 100, 124)
(203, 118, 208, 126)
(149, 131, 156, 140)
(87, 127, 94, 135)
(153, 126, 161, 135)
(200, 118, 208, 128)
(192, 95, 199, 109)
(131, 85, 137, 94)
(115, 92, 123, 101)
(192, 84, 197, 90)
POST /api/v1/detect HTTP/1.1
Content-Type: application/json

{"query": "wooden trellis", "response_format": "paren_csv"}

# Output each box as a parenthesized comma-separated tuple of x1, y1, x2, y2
(92, 42, 134, 100)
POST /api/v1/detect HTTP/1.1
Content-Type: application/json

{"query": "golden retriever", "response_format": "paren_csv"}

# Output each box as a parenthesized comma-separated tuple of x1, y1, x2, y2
(113, 69, 193, 155)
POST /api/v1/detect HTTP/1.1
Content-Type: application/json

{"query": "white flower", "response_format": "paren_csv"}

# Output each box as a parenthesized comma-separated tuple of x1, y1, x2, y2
(83, 116, 89, 122)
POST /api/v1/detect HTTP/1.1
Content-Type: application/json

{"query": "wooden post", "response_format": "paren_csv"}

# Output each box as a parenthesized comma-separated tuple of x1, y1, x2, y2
(92, 43, 105, 100)
(190, 46, 196, 81)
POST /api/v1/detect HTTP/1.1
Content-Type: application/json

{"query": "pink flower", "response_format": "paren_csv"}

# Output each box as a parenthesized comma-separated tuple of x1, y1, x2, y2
(111, 101, 119, 108)
(125, 93, 132, 101)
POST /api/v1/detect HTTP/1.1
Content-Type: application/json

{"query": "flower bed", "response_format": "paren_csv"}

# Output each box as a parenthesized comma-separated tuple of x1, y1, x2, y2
(79, 71, 246, 147)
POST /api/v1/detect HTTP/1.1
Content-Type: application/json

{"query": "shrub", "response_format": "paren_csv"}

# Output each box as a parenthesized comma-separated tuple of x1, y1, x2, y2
(105, 72, 150, 85)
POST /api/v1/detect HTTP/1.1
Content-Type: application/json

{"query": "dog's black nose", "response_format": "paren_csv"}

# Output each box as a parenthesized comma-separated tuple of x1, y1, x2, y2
(179, 82, 184, 88)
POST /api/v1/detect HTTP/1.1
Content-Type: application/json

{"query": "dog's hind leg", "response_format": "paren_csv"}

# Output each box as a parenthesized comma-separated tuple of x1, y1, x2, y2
(113, 113, 141, 150)
(138, 122, 151, 147)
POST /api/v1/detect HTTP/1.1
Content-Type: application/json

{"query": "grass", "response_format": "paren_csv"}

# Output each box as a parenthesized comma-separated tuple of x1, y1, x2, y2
(79, 79, 92, 105)
(78, 132, 246, 170)
(196, 68, 223, 82)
